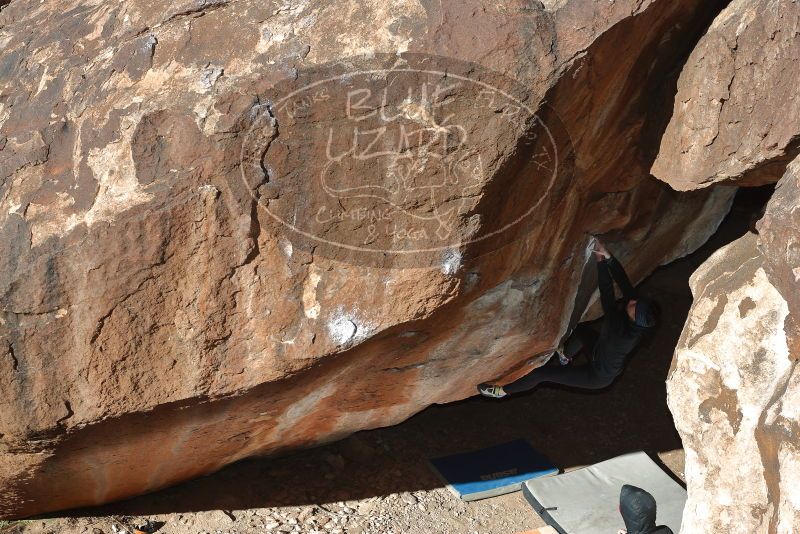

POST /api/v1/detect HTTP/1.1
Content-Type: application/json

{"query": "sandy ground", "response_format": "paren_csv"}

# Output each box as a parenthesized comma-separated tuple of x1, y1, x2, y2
(1, 187, 767, 534)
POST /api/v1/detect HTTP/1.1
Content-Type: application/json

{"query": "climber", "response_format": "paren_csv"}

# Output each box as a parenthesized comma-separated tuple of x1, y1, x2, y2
(478, 237, 659, 398)
(617, 484, 674, 534)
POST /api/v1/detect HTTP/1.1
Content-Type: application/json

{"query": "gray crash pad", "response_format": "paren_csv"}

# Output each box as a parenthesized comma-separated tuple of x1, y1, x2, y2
(521, 451, 686, 534)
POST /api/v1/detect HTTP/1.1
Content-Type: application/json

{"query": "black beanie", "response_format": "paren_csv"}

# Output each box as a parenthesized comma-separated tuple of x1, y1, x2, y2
(634, 297, 659, 328)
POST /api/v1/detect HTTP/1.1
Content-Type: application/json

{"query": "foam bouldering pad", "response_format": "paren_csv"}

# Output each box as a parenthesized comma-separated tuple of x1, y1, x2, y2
(429, 439, 558, 501)
(521, 451, 686, 534)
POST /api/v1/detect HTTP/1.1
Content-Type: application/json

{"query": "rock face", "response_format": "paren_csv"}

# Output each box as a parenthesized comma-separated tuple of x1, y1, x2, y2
(0, 0, 730, 517)
(667, 162, 800, 533)
(655, 1, 800, 532)
(652, 0, 800, 190)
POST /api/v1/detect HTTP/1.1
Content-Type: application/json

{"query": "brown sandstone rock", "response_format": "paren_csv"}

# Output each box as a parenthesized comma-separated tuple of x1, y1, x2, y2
(652, 2, 800, 531)
(651, 0, 800, 191)
(0, 0, 729, 517)
(667, 160, 800, 532)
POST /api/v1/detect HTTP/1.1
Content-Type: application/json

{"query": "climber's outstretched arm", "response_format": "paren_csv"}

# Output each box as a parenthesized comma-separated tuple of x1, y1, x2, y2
(606, 255, 637, 300)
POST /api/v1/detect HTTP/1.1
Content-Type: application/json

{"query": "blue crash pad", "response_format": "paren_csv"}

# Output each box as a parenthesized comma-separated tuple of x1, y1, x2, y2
(429, 439, 558, 501)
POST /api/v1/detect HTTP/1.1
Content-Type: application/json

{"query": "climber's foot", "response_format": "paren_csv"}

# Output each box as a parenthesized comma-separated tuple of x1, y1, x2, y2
(477, 383, 507, 398)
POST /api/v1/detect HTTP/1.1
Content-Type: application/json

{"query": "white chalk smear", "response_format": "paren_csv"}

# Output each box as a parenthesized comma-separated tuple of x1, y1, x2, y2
(326, 306, 376, 346)
(441, 248, 462, 275)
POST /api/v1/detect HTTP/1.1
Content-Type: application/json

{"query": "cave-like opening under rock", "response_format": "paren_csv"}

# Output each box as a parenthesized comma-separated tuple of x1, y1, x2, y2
(36, 184, 775, 532)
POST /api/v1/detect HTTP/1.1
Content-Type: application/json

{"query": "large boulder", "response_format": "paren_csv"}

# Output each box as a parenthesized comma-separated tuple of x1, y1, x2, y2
(653, 1, 800, 531)
(0, 0, 729, 517)
(651, 0, 800, 190)
(667, 157, 800, 533)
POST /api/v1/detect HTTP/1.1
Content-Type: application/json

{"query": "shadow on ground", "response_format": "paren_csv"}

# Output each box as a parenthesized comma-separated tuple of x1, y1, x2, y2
(50, 186, 772, 519)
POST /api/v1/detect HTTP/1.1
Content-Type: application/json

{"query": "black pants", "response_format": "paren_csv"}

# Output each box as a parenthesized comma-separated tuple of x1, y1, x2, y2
(503, 324, 616, 394)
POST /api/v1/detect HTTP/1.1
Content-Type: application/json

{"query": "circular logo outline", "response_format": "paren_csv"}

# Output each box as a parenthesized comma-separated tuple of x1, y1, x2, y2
(240, 63, 560, 256)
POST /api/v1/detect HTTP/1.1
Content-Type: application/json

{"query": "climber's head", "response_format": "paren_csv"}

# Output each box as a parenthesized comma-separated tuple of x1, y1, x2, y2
(619, 484, 658, 533)
(626, 297, 659, 328)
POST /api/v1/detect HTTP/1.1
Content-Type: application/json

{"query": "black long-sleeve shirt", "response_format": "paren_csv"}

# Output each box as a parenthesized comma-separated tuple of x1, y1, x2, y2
(592, 255, 647, 378)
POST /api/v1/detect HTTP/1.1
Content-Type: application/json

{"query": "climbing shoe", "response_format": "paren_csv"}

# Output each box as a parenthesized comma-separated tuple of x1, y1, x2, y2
(477, 383, 507, 398)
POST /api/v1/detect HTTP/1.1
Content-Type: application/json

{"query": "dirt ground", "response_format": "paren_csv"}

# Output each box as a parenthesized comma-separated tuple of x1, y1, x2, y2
(2, 187, 767, 534)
